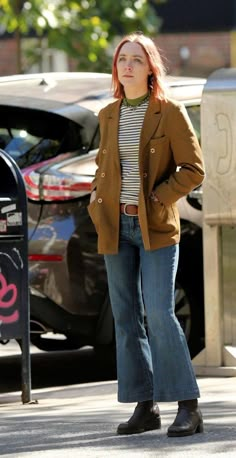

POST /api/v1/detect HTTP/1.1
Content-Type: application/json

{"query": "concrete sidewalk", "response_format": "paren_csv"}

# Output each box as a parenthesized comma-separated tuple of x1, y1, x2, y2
(0, 376, 235, 457)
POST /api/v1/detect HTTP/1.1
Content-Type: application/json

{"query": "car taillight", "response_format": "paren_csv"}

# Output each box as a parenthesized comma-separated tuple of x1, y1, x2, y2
(28, 254, 63, 261)
(23, 170, 92, 201)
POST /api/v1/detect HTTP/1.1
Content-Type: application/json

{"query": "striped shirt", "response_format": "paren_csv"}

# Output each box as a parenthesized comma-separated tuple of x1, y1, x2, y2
(119, 99, 149, 205)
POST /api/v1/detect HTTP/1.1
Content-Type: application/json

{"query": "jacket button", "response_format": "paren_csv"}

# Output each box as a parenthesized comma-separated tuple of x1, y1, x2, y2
(101, 172, 105, 177)
(102, 149, 107, 154)
(98, 198, 103, 203)
(143, 172, 148, 178)
(150, 148, 155, 153)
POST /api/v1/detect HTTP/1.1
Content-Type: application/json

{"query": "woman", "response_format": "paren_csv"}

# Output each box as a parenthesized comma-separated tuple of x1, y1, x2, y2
(88, 32, 205, 438)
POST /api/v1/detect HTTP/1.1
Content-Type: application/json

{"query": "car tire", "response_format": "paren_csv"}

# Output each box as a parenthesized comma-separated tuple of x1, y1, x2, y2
(175, 278, 204, 358)
(176, 224, 205, 358)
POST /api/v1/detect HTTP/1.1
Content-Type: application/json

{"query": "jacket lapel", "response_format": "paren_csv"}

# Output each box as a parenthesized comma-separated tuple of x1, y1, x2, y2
(105, 100, 121, 162)
(140, 96, 162, 152)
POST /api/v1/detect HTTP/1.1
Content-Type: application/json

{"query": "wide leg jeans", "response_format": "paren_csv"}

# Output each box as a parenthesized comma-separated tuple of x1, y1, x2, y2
(104, 214, 200, 403)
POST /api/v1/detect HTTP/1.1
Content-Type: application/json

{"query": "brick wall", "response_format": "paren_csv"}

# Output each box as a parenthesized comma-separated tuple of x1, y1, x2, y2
(155, 32, 231, 77)
(0, 31, 233, 77)
(0, 38, 18, 76)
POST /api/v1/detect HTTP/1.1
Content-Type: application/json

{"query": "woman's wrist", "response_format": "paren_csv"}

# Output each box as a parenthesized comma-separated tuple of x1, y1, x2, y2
(90, 190, 96, 203)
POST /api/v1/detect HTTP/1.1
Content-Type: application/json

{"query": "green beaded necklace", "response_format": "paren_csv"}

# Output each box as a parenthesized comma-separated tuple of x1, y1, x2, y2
(123, 92, 149, 108)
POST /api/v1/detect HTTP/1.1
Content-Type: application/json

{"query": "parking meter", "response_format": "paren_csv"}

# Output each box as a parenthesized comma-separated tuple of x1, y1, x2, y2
(0, 149, 31, 402)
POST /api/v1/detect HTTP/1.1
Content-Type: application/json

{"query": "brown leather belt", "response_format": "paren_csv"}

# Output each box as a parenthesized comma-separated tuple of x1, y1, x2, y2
(120, 203, 138, 216)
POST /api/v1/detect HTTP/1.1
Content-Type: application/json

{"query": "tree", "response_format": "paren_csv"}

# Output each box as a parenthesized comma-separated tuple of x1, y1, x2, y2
(0, 0, 162, 73)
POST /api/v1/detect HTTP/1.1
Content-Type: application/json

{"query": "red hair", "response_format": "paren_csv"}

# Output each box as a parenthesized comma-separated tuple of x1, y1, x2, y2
(112, 32, 167, 100)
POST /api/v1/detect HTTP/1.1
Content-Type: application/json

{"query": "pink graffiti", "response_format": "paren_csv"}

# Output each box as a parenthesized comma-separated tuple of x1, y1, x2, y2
(0, 272, 19, 323)
(0, 310, 19, 323)
(0, 273, 17, 307)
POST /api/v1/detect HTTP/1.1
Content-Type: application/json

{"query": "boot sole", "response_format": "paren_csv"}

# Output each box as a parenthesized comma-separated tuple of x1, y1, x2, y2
(117, 417, 161, 435)
(167, 421, 204, 438)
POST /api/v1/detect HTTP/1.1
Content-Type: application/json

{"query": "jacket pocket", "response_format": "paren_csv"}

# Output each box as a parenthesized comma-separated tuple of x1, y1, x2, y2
(149, 136, 169, 153)
(147, 200, 179, 234)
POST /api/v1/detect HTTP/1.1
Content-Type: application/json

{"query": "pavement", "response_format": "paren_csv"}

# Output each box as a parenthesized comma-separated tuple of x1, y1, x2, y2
(0, 376, 235, 457)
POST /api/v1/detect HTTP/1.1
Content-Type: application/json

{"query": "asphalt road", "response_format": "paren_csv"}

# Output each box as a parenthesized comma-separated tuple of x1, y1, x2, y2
(0, 377, 236, 457)
(0, 341, 236, 457)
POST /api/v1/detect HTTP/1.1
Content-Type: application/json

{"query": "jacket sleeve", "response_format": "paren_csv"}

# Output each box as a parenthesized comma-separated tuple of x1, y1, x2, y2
(154, 102, 205, 206)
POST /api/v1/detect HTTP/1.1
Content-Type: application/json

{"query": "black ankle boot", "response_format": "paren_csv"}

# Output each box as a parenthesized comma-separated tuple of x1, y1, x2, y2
(117, 400, 161, 435)
(167, 399, 203, 437)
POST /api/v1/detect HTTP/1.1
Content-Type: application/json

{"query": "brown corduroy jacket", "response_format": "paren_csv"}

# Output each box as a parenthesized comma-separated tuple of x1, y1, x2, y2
(88, 95, 205, 254)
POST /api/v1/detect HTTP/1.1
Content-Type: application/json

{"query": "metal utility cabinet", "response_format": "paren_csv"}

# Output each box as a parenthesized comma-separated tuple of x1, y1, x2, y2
(194, 68, 236, 375)
(0, 149, 31, 402)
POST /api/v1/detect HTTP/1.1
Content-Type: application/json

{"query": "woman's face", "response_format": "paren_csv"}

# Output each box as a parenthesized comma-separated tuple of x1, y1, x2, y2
(116, 41, 152, 95)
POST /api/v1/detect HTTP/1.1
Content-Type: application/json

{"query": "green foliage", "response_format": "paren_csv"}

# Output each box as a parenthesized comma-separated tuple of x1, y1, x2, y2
(0, 0, 161, 72)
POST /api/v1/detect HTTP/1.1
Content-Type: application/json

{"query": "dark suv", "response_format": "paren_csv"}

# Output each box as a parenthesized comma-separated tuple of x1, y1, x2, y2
(0, 72, 205, 358)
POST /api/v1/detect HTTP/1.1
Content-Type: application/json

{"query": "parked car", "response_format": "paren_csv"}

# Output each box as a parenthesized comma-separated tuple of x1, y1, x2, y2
(0, 72, 205, 358)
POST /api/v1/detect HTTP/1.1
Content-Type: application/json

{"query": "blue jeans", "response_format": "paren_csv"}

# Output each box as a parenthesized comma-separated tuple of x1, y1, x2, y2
(104, 214, 200, 403)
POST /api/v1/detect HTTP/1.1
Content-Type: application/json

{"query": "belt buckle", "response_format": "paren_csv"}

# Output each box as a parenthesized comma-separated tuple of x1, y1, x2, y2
(123, 203, 134, 216)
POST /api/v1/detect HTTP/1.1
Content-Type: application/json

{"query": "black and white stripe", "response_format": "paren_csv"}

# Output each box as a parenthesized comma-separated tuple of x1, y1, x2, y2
(119, 100, 149, 205)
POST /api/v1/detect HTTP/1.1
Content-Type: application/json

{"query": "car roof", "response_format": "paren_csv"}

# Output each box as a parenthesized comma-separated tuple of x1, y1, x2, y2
(0, 73, 114, 127)
(0, 72, 205, 122)
(165, 75, 206, 104)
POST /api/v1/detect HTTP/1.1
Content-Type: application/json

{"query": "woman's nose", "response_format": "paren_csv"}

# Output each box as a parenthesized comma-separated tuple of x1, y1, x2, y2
(125, 62, 132, 71)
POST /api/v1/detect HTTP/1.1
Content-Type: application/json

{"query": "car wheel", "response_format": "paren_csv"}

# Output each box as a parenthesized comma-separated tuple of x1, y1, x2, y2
(175, 279, 204, 358)
(175, 281, 192, 340)
(176, 224, 205, 358)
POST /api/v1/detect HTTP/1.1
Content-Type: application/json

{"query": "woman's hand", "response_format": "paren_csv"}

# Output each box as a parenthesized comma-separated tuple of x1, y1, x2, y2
(90, 190, 96, 203)
(150, 191, 160, 203)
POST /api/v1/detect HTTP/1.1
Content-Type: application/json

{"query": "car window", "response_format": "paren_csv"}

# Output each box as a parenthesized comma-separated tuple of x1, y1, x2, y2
(0, 103, 100, 169)
(186, 105, 201, 142)
(1, 128, 42, 158)
(0, 127, 61, 168)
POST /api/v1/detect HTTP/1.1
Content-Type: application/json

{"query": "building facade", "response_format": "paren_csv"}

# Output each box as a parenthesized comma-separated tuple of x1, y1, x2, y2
(153, 0, 236, 76)
(0, 0, 236, 77)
